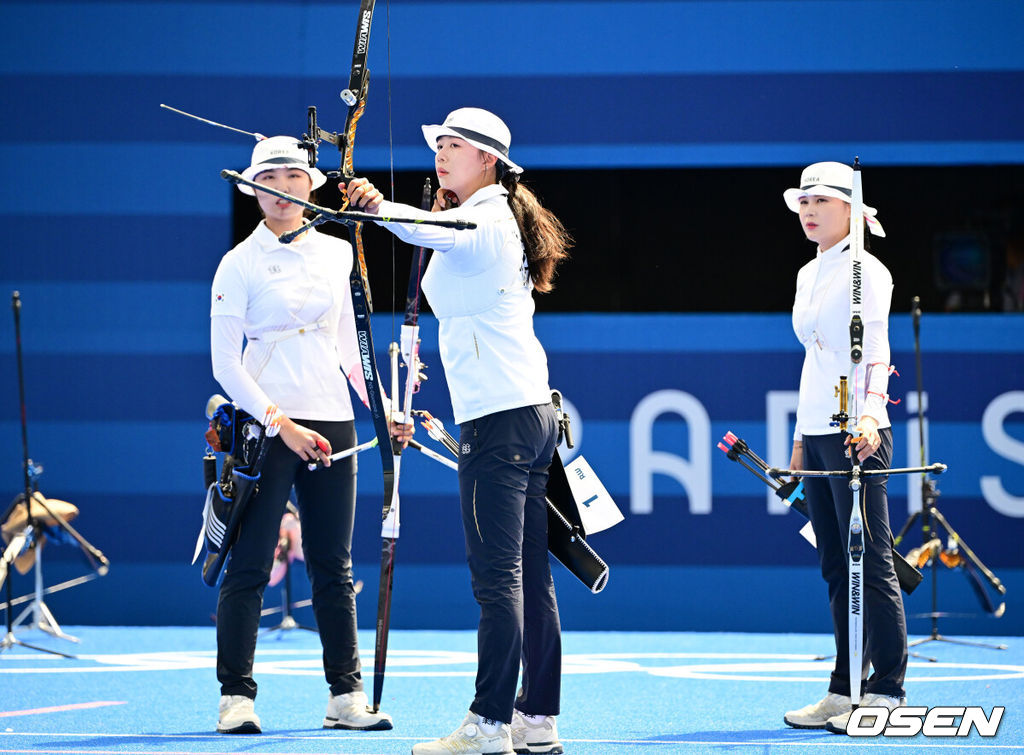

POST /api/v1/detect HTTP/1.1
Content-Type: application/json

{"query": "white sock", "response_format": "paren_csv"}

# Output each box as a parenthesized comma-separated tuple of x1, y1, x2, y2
(477, 717, 502, 735)
(517, 711, 549, 724)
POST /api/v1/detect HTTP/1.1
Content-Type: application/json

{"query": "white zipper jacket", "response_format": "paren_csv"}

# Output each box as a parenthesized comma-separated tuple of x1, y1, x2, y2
(375, 184, 551, 424)
(792, 235, 895, 439)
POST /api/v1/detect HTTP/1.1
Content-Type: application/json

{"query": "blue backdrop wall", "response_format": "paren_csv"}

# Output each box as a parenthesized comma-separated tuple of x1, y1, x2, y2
(2, 1, 1023, 635)
(2, 306, 1022, 635)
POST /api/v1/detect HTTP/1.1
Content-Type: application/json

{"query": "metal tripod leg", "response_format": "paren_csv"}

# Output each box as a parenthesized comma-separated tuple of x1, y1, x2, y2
(904, 505, 1008, 653)
(813, 646, 937, 663)
(11, 544, 79, 643)
(259, 559, 316, 639)
(909, 631, 1007, 651)
(0, 628, 77, 658)
(1, 542, 76, 659)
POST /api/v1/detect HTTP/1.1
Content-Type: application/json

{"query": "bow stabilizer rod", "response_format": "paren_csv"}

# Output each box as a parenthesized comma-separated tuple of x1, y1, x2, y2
(219, 170, 476, 232)
(160, 104, 266, 141)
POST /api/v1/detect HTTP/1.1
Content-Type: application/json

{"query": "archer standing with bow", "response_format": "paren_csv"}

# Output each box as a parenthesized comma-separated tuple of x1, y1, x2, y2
(780, 162, 907, 734)
(209, 136, 393, 735)
(348, 107, 572, 755)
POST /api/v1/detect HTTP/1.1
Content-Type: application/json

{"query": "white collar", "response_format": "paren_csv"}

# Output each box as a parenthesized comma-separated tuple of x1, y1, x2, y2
(817, 234, 852, 259)
(460, 183, 508, 207)
(253, 220, 311, 253)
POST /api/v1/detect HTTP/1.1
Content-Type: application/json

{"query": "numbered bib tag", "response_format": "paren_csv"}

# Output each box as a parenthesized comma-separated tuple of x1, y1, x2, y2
(564, 456, 624, 535)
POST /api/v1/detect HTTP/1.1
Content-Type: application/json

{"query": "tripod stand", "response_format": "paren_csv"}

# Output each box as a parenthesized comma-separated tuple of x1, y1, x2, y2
(2, 528, 73, 658)
(2, 292, 109, 655)
(2, 292, 78, 658)
(259, 560, 316, 637)
(8, 490, 80, 643)
(893, 297, 1007, 651)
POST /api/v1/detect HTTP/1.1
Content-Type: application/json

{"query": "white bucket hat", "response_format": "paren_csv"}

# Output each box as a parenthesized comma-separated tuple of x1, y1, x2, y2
(421, 107, 523, 175)
(783, 161, 885, 237)
(237, 136, 327, 196)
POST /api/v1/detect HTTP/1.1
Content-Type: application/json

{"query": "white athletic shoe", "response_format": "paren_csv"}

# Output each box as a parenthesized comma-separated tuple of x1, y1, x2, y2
(217, 694, 261, 734)
(783, 692, 852, 729)
(323, 690, 393, 730)
(825, 693, 906, 735)
(411, 711, 513, 754)
(511, 710, 563, 754)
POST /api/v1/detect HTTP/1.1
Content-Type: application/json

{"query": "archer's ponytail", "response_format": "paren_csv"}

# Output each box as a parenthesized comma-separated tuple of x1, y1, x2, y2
(500, 171, 572, 293)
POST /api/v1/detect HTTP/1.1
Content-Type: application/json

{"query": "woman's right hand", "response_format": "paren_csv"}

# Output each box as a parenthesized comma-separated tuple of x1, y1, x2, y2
(788, 442, 803, 479)
(344, 178, 384, 214)
(433, 188, 460, 212)
(279, 416, 332, 467)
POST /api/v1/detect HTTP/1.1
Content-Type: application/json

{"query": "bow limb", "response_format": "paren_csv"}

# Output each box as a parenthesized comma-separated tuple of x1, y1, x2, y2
(341, 26, 376, 311)
(330, 0, 401, 715)
(333, 0, 396, 524)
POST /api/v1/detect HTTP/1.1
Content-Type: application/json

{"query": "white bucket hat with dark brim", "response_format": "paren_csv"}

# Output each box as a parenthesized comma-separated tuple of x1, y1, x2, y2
(237, 135, 327, 196)
(783, 161, 885, 237)
(421, 107, 523, 175)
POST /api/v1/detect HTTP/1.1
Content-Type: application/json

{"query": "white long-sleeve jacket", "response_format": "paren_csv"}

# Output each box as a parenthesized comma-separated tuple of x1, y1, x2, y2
(210, 222, 364, 422)
(792, 235, 895, 438)
(375, 184, 551, 424)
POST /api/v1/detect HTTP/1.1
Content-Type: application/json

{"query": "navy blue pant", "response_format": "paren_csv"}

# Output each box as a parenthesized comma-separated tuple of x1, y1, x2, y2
(216, 419, 362, 699)
(802, 429, 907, 699)
(458, 404, 562, 724)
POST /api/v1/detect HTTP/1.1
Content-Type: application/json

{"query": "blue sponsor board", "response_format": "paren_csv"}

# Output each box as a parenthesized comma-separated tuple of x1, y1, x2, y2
(2, 306, 1021, 562)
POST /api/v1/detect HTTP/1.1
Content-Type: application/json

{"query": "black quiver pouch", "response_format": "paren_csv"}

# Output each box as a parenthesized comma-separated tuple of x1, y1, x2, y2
(545, 449, 610, 594)
(197, 399, 272, 586)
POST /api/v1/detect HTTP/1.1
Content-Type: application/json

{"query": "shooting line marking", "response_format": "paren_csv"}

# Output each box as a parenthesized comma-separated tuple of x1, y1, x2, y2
(0, 701, 126, 718)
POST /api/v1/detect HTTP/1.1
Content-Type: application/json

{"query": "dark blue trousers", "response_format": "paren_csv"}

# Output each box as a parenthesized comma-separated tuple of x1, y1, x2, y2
(458, 404, 562, 724)
(216, 419, 362, 699)
(802, 429, 908, 699)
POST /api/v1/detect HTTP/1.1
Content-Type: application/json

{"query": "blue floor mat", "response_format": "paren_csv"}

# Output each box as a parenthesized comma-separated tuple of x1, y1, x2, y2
(1, 626, 1021, 753)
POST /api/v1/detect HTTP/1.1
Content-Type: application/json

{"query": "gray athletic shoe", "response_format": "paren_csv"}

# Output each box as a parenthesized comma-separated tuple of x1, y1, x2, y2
(784, 692, 852, 729)
(825, 693, 906, 735)
(412, 711, 513, 754)
(323, 690, 393, 731)
(511, 710, 563, 754)
(217, 694, 261, 734)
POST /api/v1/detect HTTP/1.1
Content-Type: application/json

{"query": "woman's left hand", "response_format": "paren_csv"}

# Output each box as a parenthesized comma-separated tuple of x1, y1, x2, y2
(847, 415, 881, 463)
(344, 177, 384, 213)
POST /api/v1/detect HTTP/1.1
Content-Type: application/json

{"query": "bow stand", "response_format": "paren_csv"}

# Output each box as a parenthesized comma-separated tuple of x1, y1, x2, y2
(259, 502, 317, 639)
(892, 297, 1006, 651)
(3, 292, 110, 658)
